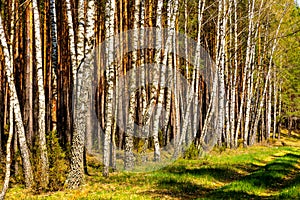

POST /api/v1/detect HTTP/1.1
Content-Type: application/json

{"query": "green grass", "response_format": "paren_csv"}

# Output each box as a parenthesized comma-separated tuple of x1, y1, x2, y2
(5, 132, 300, 199)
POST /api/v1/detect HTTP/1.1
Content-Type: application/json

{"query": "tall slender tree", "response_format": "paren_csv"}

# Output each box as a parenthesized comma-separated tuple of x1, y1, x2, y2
(32, 0, 49, 188)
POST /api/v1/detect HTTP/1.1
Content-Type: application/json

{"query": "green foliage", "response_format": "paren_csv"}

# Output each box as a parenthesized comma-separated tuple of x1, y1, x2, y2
(46, 131, 68, 191)
(275, 5, 300, 120)
(32, 131, 68, 191)
(183, 143, 200, 159)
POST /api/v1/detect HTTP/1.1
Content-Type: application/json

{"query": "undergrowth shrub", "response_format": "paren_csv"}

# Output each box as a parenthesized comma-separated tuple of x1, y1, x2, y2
(32, 130, 68, 192)
(183, 143, 200, 159)
(47, 131, 68, 191)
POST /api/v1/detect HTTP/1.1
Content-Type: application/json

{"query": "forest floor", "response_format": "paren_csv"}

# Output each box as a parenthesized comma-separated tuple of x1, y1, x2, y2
(5, 130, 300, 200)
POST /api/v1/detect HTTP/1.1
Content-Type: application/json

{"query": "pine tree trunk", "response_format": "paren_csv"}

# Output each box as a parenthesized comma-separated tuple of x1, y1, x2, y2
(25, 1, 34, 148)
(49, 0, 58, 132)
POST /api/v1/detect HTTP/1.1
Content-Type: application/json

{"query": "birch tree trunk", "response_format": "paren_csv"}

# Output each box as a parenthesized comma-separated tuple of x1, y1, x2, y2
(251, 7, 286, 144)
(266, 74, 272, 140)
(236, 0, 255, 147)
(151, 0, 164, 162)
(65, 0, 77, 83)
(163, 0, 179, 145)
(65, 0, 86, 188)
(103, 0, 115, 176)
(215, 0, 227, 146)
(193, 0, 206, 139)
(184, 0, 189, 80)
(84, 0, 95, 170)
(0, 15, 34, 189)
(0, 3, 15, 192)
(231, 0, 238, 148)
(0, 102, 14, 200)
(32, 0, 49, 188)
(125, 0, 140, 170)
(273, 70, 278, 139)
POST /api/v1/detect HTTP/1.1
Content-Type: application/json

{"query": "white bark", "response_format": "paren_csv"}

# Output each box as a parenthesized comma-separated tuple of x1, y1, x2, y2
(65, 0, 84, 186)
(0, 3, 15, 191)
(125, 0, 140, 169)
(184, 0, 189, 80)
(273, 70, 278, 139)
(245, 0, 265, 146)
(66, 0, 94, 187)
(266, 76, 272, 140)
(231, 0, 238, 148)
(0, 102, 14, 200)
(0, 15, 34, 189)
(65, 0, 78, 86)
(215, 0, 227, 146)
(251, 7, 286, 144)
(236, 0, 255, 147)
(103, 0, 115, 176)
(193, 0, 206, 139)
(150, 0, 164, 162)
(32, 0, 49, 187)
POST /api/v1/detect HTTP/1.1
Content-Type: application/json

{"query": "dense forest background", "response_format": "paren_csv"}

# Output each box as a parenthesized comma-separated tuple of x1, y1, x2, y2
(0, 0, 299, 197)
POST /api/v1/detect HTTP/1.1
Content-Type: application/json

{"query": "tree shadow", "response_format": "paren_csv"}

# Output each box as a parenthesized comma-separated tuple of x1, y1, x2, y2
(205, 152, 300, 199)
(138, 151, 300, 199)
(162, 165, 244, 183)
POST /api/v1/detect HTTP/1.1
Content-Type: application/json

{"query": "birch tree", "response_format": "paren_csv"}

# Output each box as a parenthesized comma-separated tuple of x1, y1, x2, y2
(0, 2, 15, 196)
(192, 0, 206, 139)
(32, 0, 49, 188)
(151, 0, 164, 162)
(251, 6, 287, 145)
(0, 15, 34, 189)
(65, 0, 86, 188)
(215, 0, 227, 146)
(231, 0, 238, 148)
(0, 102, 13, 200)
(236, 0, 255, 147)
(125, 0, 140, 170)
(103, 0, 115, 177)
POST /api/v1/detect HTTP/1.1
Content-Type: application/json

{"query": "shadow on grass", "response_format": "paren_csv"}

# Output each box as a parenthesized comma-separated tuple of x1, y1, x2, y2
(205, 151, 300, 199)
(139, 177, 214, 199)
(287, 133, 300, 141)
(162, 165, 244, 183)
(138, 164, 267, 199)
(143, 150, 300, 199)
(88, 150, 300, 199)
(278, 174, 300, 199)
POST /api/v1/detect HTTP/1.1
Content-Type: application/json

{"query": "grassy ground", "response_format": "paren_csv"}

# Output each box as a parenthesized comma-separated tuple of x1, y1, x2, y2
(5, 131, 300, 200)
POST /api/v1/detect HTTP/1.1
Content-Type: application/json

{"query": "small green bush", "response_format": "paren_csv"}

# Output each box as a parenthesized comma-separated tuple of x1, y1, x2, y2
(46, 130, 68, 191)
(183, 143, 200, 159)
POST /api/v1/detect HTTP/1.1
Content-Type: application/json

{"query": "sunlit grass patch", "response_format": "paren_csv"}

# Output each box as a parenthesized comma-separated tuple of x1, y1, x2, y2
(5, 133, 300, 199)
